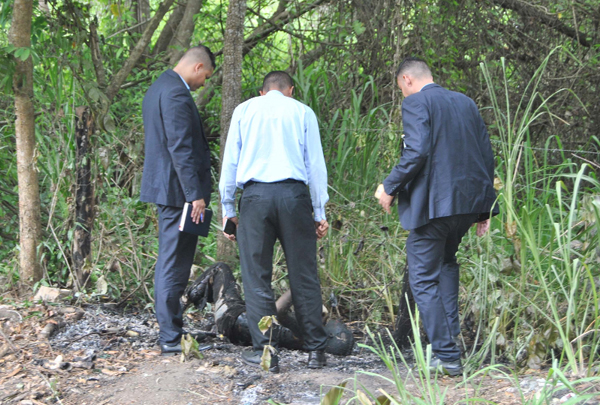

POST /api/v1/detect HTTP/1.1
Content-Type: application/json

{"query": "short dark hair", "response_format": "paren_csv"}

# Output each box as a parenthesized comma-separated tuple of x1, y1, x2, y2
(182, 44, 216, 70)
(262, 71, 294, 92)
(395, 57, 432, 79)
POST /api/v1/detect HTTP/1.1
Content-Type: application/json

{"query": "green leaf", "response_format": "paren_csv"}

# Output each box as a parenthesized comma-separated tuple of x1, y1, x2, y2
(180, 333, 202, 362)
(14, 47, 30, 61)
(258, 315, 278, 334)
(88, 86, 101, 103)
(352, 21, 365, 36)
(110, 4, 120, 16)
(103, 114, 116, 133)
(375, 395, 391, 405)
(321, 382, 346, 405)
(260, 345, 273, 371)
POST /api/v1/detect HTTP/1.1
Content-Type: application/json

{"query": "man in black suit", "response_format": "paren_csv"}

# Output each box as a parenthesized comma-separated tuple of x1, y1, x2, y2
(379, 58, 498, 375)
(140, 45, 215, 355)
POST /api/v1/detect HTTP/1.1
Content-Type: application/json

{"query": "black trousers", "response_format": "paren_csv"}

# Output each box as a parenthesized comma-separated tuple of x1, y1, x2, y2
(155, 204, 198, 346)
(237, 181, 328, 352)
(405, 214, 477, 362)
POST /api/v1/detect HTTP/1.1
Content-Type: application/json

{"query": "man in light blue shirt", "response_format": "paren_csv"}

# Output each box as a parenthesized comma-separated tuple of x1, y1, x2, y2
(219, 71, 329, 372)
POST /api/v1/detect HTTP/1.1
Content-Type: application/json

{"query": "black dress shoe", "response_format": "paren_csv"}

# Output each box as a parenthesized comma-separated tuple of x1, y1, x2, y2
(241, 349, 280, 373)
(160, 343, 182, 356)
(307, 350, 326, 369)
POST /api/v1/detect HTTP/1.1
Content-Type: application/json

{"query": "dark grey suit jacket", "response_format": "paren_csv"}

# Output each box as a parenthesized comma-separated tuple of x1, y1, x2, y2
(383, 84, 498, 230)
(140, 70, 212, 207)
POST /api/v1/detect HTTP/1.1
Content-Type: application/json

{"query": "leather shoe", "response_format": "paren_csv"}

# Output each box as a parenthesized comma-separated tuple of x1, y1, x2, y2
(307, 350, 326, 369)
(241, 349, 280, 373)
(160, 343, 182, 356)
(429, 355, 463, 376)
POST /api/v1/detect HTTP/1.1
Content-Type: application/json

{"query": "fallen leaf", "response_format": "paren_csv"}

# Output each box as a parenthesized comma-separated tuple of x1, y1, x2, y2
(322, 382, 347, 405)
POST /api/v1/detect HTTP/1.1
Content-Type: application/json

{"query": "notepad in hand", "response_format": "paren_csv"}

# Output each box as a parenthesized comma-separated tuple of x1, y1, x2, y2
(179, 203, 212, 237)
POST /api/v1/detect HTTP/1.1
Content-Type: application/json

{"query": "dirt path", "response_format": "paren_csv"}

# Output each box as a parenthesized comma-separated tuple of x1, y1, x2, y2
(2, 303, 596, 405)
(65, 347, 397, 405)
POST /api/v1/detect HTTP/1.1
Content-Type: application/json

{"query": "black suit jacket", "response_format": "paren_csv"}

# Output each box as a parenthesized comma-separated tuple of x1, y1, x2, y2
(383, 84, 498, 230)
(140, 70, 212, 207)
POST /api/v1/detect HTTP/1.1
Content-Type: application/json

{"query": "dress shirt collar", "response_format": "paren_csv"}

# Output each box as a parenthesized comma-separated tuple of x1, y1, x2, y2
(420, 82, 435, 92)
(176, 72, 190, 91)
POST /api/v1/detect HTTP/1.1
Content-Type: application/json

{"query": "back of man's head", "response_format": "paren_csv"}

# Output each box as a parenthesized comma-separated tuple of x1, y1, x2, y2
(396, 57, 432, 80)
(180, 45, 216, 70)
(262, 71, 294, 92)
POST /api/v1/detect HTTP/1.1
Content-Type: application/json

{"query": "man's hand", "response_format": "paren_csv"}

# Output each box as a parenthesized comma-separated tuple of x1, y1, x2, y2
(475, 218, 490, 237)
(223, 216, 238, 241)
(315, 220, 329, 239)
(378, 189, 394, 214)
(191, 199, 206, 224)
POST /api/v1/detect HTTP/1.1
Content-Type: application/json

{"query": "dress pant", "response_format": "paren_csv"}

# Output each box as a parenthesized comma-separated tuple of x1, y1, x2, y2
(154, 204, 198, 346)
(405, 213, 477, 362)
(237, 181, 328, 352)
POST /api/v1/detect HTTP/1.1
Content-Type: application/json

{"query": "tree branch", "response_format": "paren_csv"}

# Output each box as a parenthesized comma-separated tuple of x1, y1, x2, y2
(89, 20, 107, 90)
(492, 0, 594, 47)
(105, 0, 176, 101)
(197, 0, 330, 109)
(152, 1, 186, 56)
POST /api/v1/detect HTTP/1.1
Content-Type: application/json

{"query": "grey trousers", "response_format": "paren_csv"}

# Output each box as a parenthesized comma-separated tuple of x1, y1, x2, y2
(406, 214, 477, 362)
(237, 181, 328, 352)
(155, 204, 198, 346)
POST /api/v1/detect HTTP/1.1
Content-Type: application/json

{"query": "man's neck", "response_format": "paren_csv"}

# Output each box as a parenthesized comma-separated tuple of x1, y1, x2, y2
(418, 81, 434, 92)
(173, 66, 189, 83)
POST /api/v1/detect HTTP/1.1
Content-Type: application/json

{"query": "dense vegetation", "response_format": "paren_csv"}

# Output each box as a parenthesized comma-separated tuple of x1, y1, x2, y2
(2, 0, 600, 393)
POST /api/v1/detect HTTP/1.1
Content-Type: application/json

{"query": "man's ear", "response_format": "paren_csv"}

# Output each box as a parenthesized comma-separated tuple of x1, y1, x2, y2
(259, 90, 266, 96)
(194, 62, 204, 73)
(283, 86, 294, 97)
(402, 74, 412, 88)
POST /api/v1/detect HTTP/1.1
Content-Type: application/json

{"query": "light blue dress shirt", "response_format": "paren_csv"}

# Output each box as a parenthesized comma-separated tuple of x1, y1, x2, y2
(176, 72, 190, 91)
(219, 90, 329, 221)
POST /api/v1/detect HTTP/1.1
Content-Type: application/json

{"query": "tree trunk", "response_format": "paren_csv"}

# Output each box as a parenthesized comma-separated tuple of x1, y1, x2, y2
(217, 0, 246, 265)
(166, 0, 204, 65)
(73, 107, 95, 290)
(152, 1, 186, 56)
(133, 0, 151, 34)
(10, 0, 42, 286)
(196, 0, 330, 111)
(67, 0, 175, 290)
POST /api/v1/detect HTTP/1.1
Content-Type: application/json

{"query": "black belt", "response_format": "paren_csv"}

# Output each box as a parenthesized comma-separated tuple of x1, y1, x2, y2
(244, 179, 304, 188)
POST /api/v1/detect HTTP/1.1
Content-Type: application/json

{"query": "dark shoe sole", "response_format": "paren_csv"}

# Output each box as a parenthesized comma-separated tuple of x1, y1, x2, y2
(161, 351, 181, 357)
(307, 363, 325, 369)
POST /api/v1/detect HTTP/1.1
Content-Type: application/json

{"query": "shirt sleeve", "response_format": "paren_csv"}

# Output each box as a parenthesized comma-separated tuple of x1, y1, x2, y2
(304, 108, 329, 221)
(383, 96, 431, 195)
(162, 87, 203, 202)
(219, 107, 242, 218)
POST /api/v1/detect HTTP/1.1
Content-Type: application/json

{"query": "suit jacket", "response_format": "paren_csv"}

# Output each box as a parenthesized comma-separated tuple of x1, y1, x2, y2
(383, 84, 498, 230)
(140, 70, 212, 207)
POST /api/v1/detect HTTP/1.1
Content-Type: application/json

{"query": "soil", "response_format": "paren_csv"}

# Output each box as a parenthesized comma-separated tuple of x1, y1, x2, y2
(1, 302, 599, 405)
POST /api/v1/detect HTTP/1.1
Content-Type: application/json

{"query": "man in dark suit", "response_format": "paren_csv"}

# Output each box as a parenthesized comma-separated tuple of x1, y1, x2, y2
(140, 45, 215, 355)
(379, 57, 498, 376)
